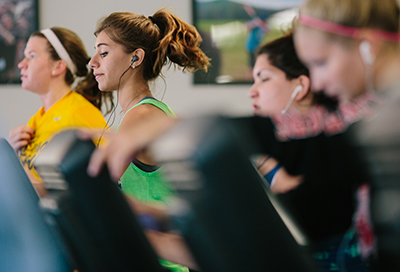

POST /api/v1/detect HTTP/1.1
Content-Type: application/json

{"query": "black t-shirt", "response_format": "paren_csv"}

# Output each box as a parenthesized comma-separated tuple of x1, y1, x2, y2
(232, 116, 368, 242)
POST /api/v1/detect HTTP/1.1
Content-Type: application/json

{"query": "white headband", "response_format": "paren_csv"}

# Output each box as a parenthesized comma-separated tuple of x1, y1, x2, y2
(41, 28, 77, 75)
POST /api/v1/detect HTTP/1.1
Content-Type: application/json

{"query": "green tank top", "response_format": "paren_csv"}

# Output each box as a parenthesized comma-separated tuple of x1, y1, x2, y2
(117, 97, 188, 272)
(116, 97, 175, 203)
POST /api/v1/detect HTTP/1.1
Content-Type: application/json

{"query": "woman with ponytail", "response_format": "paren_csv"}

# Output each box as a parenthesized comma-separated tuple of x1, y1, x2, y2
(8, 27, 113, 196)
(89, 8, 210, 272)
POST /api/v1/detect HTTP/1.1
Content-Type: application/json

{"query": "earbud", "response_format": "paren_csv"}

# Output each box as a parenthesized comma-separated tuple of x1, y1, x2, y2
(131, 56, 138, 64)
(359, 41, 374, 65)
(292, 85, 303, 96)
(131, 56, 138, 69)
(281, 85, 303, 115)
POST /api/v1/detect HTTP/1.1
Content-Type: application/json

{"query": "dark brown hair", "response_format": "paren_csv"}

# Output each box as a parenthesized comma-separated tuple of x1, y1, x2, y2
(257, 32, 309, 80)
(32, 27, 114, 114)
(94, 9, 210, 81)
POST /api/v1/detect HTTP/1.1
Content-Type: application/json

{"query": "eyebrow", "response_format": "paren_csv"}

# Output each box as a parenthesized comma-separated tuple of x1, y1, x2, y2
(94, 43, 108, 49)
(24, 50, 35, 55)
(256, 69, 272, 77)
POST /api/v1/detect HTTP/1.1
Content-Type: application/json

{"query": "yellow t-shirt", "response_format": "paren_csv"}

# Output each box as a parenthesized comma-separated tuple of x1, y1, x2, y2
(19, 91, 107, 180)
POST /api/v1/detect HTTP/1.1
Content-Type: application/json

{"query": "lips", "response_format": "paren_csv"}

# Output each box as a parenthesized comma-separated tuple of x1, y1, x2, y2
(93, 73, 103, 80)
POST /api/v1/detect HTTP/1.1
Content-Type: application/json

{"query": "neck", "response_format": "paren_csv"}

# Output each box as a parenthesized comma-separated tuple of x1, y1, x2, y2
(116, 68, 153, 112)
(119, 82, 151, 113)
(293, 92, 314, 115)
(40, 82, 71, 112)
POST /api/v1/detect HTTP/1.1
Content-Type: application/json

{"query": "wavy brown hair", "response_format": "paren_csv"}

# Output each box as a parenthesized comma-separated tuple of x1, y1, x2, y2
(94, 9, 211, 81)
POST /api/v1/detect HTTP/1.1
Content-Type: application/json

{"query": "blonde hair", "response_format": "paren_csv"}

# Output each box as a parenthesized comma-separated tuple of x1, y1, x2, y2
(95, 9, 210, 81)
(300, 0, 400, 33)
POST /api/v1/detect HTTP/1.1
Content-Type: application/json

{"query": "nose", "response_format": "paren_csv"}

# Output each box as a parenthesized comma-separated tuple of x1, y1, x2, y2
(310, 76, 324, 92)
(248, 83, 258, 99)
(18, 58, 26, 70)
(88, 55, 99, 70)
(309, 70, 325, 93)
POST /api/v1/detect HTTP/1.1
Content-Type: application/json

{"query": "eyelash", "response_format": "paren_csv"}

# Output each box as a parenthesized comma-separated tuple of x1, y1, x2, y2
(100, 52, 108, 58)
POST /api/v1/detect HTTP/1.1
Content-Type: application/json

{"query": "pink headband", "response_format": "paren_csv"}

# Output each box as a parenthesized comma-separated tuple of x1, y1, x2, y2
(298, 14, 400, 43)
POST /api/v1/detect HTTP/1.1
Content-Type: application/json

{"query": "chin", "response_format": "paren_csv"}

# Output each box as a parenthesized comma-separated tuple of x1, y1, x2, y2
(98, 85, 111, 92)
(254, 112, 269, 118)
(21, 83, 29, 91)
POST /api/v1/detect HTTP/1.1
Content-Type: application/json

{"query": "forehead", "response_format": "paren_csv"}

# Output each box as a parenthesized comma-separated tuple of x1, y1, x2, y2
(294, 27, 332, 57)
(254, 54, 276, 72)
(295, 27, 359, 65)
(25, 36, 49, 51)
(253, 53, 285, 76)
(95, 30, 116, 47)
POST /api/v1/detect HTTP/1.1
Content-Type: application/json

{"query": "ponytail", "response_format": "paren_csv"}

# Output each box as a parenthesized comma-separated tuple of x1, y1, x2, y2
(149, 9, 211, 79)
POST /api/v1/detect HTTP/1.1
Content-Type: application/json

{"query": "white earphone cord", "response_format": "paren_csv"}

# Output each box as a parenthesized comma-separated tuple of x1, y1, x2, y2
(281, 87, 301, 115)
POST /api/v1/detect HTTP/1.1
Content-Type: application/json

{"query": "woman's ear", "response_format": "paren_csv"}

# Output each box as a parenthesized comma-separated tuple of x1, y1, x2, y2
(131, 49, 145, 68)
(357, 30, 380, 64)
(294, 75, 311, 101)
(51, 60, 68, 77)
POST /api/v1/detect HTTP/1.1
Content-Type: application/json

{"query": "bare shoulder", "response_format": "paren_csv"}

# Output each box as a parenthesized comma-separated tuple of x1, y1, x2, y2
(118, 103, 169, 133)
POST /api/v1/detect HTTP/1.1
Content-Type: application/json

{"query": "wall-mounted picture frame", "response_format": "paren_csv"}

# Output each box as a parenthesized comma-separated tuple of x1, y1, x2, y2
(0, 0, 38, 84)
(193, 0, 301, 85)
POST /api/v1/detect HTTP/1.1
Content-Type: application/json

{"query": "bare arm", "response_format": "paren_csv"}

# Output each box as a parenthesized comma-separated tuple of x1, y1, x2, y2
(86, 113, 178, 180)
(116, 104, 169, 166)
(257, 155, 303, 194)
